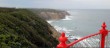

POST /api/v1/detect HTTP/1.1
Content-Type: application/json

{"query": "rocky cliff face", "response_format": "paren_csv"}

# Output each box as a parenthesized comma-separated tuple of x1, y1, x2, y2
(30, 9, 70, 20)
(0, 7, 60, 48)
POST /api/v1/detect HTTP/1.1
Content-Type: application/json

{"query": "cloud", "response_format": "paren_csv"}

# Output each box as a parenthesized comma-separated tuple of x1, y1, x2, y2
(0, 0, 36, 8)
(0, 0, 110, 9)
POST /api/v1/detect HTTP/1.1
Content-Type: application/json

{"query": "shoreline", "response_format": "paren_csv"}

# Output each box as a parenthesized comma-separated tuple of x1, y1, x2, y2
(46, 11, 73, 44)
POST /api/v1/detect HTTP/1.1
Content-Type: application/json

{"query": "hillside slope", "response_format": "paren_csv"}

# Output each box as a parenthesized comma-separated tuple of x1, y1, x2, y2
(30, 9, 70, 20)
(0, 7, 59, 48)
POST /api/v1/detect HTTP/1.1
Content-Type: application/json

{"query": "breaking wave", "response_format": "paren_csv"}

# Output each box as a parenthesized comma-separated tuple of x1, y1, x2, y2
(47, 20, 55, 23)
(62, 15, 73, 20)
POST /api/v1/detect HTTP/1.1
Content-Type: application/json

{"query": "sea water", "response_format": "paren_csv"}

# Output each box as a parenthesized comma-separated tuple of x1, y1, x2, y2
(48, 10, 110, 38)
(47, 9, 110, 47)
(48, 9, 110, 36)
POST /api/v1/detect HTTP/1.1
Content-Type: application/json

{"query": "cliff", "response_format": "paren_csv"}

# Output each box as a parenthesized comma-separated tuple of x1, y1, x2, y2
(0, 7, 60, 48)
(30, 9, 70, 20)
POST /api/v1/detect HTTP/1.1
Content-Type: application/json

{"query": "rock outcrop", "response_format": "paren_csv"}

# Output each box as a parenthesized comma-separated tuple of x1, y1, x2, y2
(30, 9, 70, 20)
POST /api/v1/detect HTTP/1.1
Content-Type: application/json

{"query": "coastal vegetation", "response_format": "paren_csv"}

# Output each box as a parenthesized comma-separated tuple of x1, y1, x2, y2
(0, 7, 60, 48)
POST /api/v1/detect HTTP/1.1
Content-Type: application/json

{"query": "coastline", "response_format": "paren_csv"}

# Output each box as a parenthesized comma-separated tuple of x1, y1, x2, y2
(30, 9, 70, 20)
(30, 8, 71, 46)
(46, 11, 72, 44)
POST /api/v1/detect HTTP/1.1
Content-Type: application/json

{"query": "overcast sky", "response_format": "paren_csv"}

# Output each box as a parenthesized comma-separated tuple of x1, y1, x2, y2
(0, 0, 110, 9)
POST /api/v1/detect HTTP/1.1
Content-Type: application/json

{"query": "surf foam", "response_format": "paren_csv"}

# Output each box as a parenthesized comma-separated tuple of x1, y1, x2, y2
(47, 20, 55, 23)
(53, 26, 74, 33)
(62, 16, 73, 20)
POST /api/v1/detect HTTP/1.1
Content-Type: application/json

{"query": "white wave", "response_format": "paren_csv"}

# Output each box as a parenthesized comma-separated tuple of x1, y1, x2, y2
(68, 35, 81, 40)
(53, 26, 62, 32)
(53, 26, 74, 34)
(47, 20, 54, 23)
(62, 16, 73, 20)
(53, 26, 80, 40)
(66, 11, 71, 13)
(67, 10, 79, 16)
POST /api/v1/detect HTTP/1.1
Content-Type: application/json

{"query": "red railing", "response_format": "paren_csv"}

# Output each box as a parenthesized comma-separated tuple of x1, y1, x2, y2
(57, 22, 109, 48)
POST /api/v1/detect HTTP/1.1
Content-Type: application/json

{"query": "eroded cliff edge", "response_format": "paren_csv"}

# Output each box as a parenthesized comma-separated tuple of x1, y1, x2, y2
(30, 9, 70, 20)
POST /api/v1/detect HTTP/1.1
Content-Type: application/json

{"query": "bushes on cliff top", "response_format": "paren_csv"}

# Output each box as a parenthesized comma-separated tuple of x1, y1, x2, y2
(0, 7, 58, 48)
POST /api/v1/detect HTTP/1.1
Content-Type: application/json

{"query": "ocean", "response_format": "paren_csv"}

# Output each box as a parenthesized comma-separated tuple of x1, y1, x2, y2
(47, 9, 110, 42)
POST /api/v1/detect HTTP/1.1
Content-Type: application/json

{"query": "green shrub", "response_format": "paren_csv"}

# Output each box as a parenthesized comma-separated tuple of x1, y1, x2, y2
(0, 7, 58, 48)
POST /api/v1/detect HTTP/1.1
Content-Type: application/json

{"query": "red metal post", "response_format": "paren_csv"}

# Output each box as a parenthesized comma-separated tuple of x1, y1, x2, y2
(56, 22, 109, 48)
(100, 22, 108, 48)
(57, 32, 68, 48)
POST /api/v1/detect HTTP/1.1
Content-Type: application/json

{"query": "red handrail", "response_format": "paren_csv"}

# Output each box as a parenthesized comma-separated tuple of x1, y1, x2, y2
(57, 22, 109, 48)
(67, 32, 100, 47)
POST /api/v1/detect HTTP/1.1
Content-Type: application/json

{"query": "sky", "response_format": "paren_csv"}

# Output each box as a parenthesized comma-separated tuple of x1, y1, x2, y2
(0, 0, 110, 9)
